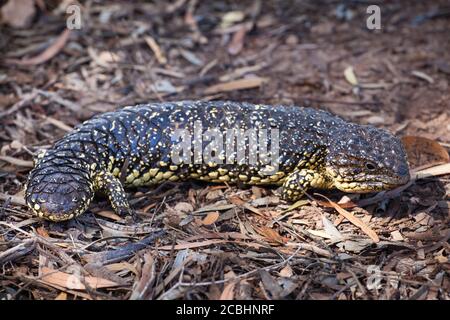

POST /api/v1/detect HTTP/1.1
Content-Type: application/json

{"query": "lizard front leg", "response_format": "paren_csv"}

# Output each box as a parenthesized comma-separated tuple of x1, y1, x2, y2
(94, 171, 134, 217)
(281, 169, 332, 201)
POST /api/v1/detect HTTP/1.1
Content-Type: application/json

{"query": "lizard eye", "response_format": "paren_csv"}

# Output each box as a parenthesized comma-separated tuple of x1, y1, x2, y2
(365, 162, 377, 171)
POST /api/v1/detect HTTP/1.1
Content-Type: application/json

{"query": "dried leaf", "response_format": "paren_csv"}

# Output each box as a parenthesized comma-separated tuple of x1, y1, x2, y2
(220, 283, 235, 300)
(41, 267, 119, 290)
(36, 227, 49, 238)
(97, 51, 121, 64)
(250, 196, 280, 207)
(435, 254, 448, 264)
(344, 66, 358, 86)
(391, 230, 404, 241)
(205, 189, 224, 200)
(152, 80, 178, 94)
(54, 292, 67, 300)
(411, 70, 434, 84)
(322, 215, 344, 241)
(256, 226, 286, 244)
(44, 117, 73, 132)
(280, 199, 309, 214)
(402, 136, 449, 169)
(106, 262, 139, 276)
(259, 270, 282, 299)
(144, 36, 167, 64)
(279, 265, 293, 278)
(194, 204, 236, 214)
(174, 202, 194, 213)
(202, 211, 219, 225)
(158, 239, 228, 250)
(229, 196, 265, 216)
(413, 163, 450, 180)
(179, 48, 203, 66)
(95, 210, 122, 221)
(204, 77, 267, 94)
(130, 253, 155, 300)
(221, 11, 245, 28)
(87, 48, 120, 68)
(307, 229, 332, 239)
(228, 26, 246, 55)
(10, 140, 24, 150)
(318, 195, 380, 243)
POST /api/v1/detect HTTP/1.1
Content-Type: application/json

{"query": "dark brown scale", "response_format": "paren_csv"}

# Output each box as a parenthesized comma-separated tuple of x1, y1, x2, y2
(25, 101, 410, 221)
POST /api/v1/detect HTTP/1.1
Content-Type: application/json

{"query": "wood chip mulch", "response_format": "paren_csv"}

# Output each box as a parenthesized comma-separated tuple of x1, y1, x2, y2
(0, 0, 449, 300)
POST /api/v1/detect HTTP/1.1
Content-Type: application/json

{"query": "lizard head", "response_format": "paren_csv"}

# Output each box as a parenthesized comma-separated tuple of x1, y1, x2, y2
(325, 125, 410, 193)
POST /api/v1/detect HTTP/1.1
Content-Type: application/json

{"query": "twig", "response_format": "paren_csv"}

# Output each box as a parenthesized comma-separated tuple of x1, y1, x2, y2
(0, 239, 36, 264)
(178, 244, 304, 287)
(82, 230, 166, 265)
(0, 89, 39, 118)
(0, 193, 27, 206)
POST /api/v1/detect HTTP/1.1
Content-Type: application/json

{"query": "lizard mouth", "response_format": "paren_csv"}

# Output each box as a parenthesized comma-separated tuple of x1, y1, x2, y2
(333, 180, 402, 193)
(326, 167, 410, 193)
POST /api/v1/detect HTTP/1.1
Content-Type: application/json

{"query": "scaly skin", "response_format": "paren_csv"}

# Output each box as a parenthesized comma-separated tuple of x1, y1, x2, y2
(25, 101, 410, 221)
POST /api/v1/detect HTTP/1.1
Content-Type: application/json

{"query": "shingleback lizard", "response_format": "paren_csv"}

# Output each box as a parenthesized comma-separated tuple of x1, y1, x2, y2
(25, 101, 410, 221)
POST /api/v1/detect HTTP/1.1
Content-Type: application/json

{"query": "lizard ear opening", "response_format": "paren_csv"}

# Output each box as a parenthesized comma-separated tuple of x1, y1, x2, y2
(364, 162, 377, 171)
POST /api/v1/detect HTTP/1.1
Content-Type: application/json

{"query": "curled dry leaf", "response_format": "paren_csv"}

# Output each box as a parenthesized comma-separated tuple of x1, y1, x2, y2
(401, 136, 449, 169)
(344, 66, 358, 86)
(202, 211, 219, 225)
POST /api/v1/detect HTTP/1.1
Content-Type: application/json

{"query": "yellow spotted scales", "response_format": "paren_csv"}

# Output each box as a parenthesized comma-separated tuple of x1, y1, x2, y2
(25, 101, 410, 221)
